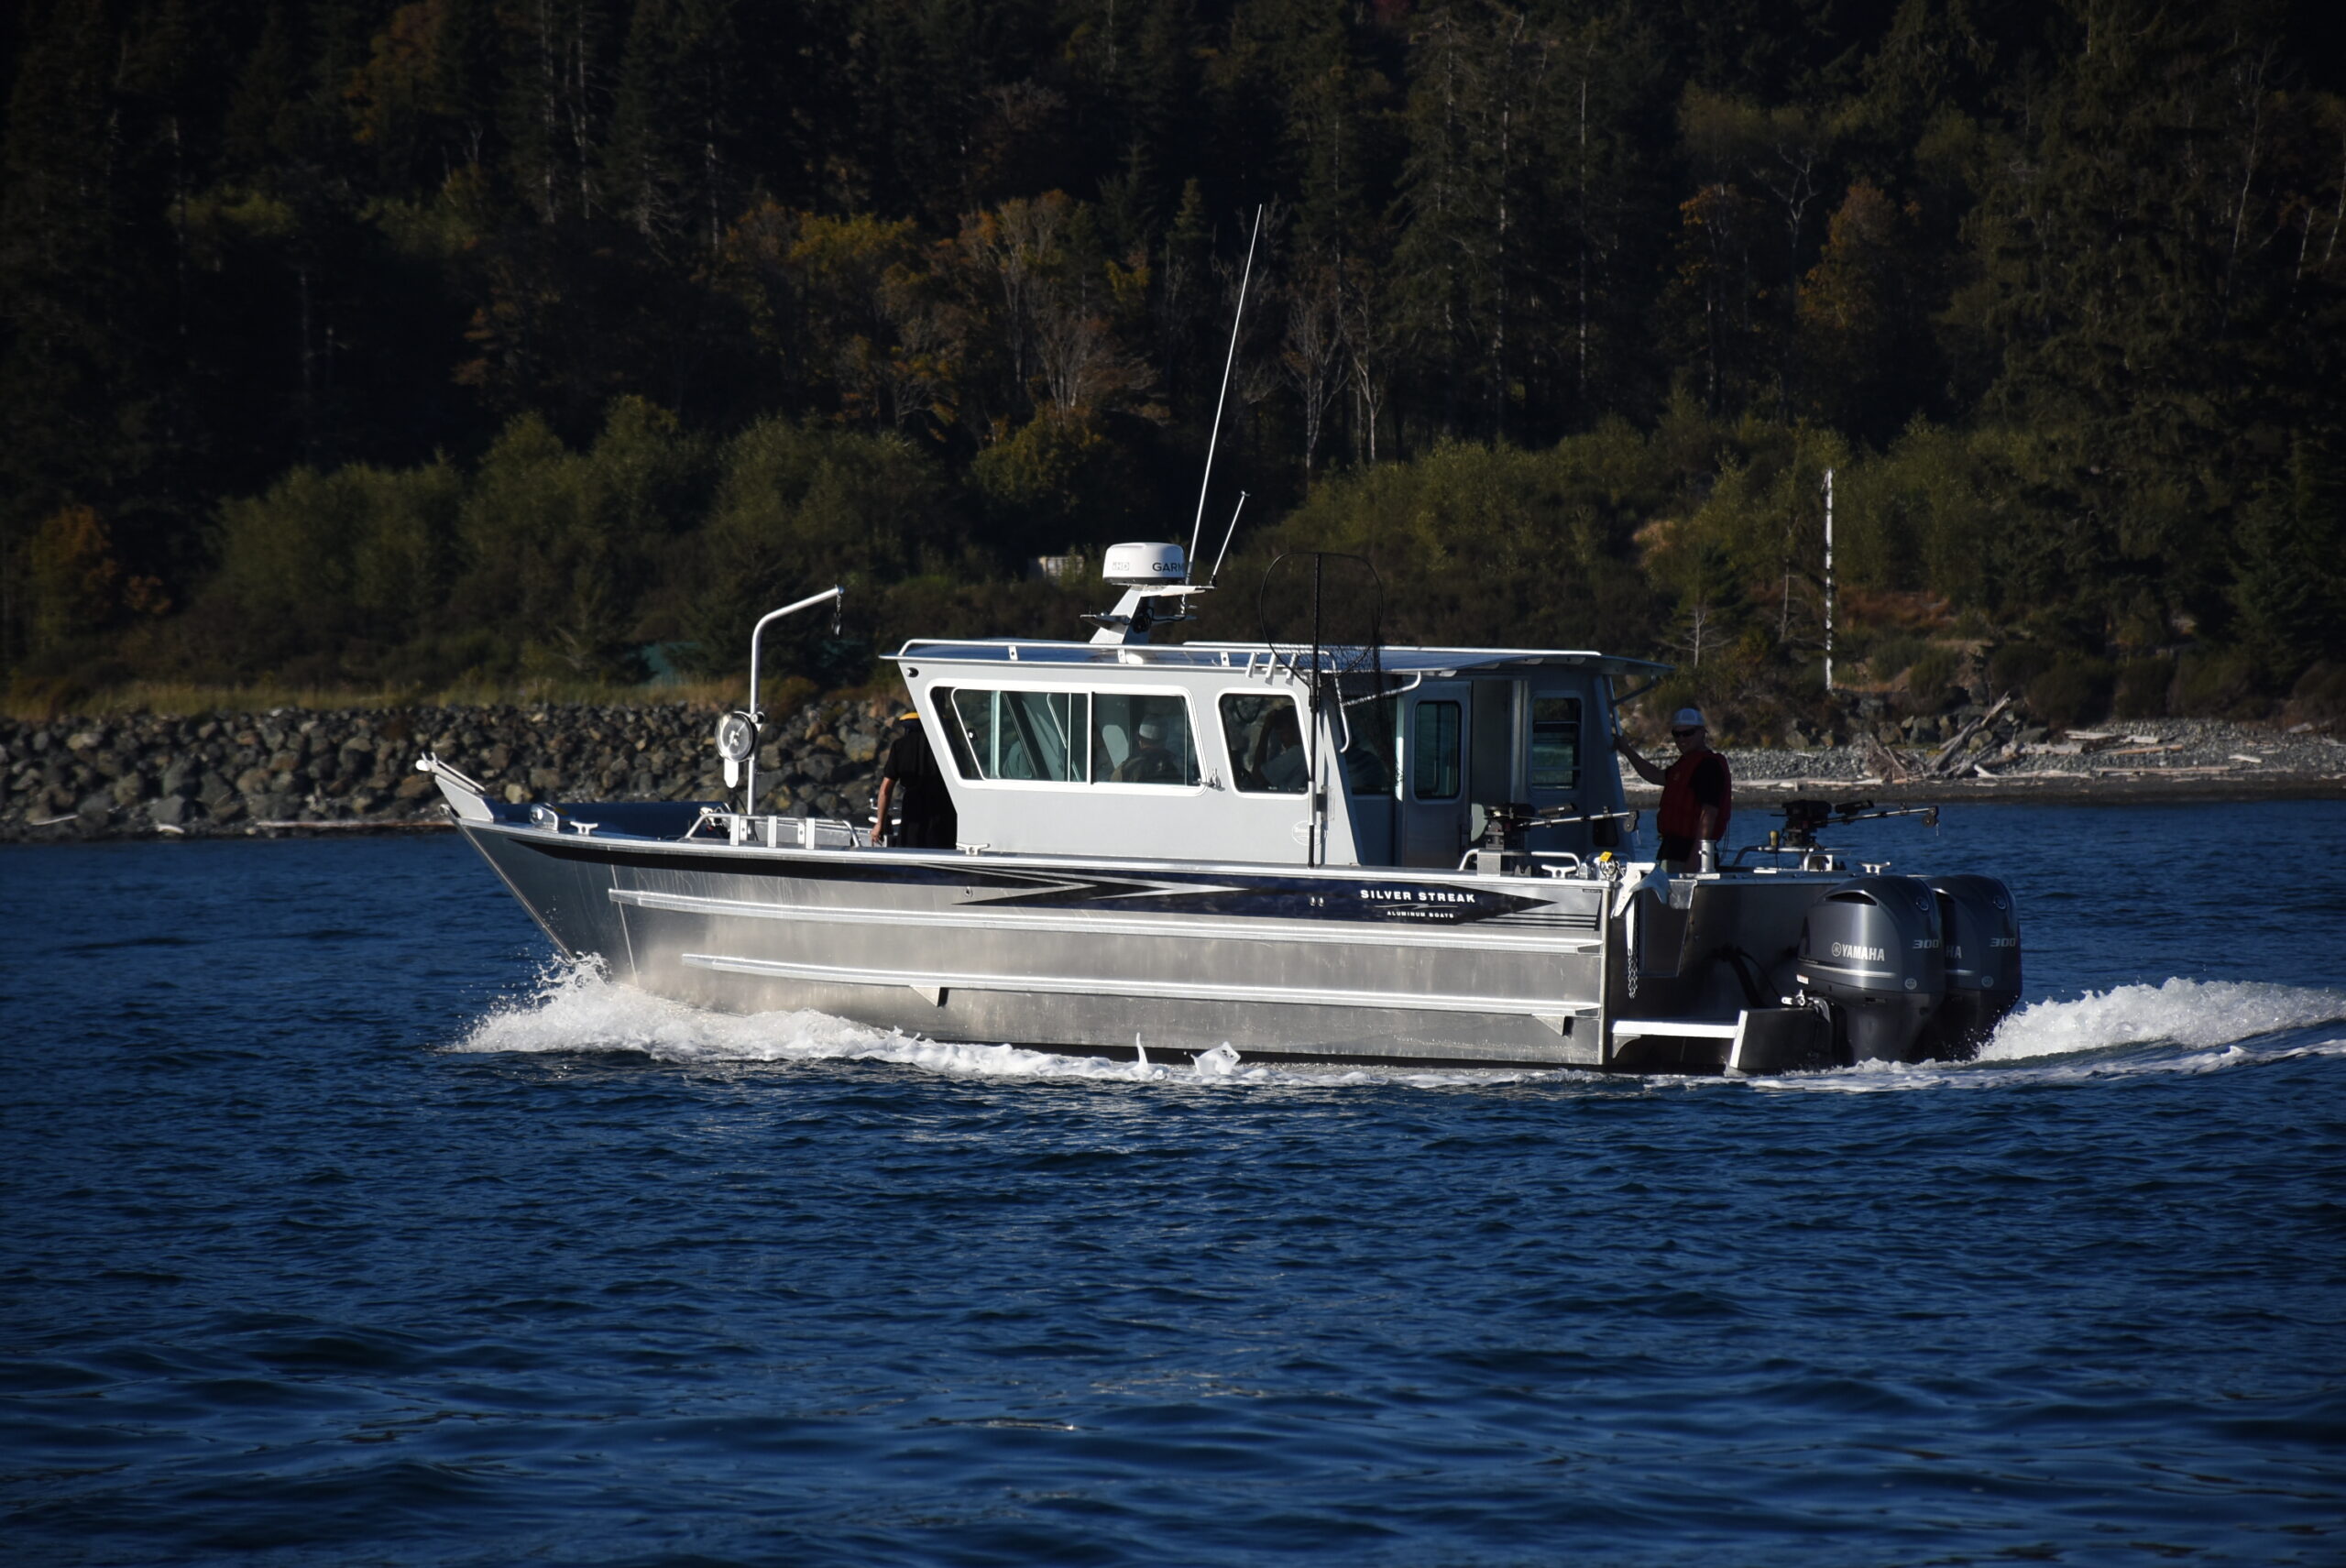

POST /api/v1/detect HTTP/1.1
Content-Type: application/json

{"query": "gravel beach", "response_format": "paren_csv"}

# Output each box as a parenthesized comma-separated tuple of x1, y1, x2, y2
(1646, 718, 2346, 806)
(5, 702, 2339, 843)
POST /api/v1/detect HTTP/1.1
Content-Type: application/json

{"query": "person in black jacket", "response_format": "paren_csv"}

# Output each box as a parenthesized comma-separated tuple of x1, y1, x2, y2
(872, 712, 959, 849)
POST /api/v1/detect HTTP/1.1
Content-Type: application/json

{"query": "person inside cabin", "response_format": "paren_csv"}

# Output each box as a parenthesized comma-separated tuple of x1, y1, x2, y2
(872, 711, 959, 850)
(1616, 706, 1732, 872)
(1248, 705, 1309, 793)
(1113, 718, 1184, 784)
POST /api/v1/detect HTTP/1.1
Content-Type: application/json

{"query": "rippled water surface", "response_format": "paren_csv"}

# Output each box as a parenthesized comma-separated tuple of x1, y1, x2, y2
(5, 800, 2344, 1565)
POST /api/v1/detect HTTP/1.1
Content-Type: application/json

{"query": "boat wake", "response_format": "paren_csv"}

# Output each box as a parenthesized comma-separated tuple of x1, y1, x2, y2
(450, 960, 1534, 1088)
(1749, 977, 2346, 1092)
(453, 963, 2346, 1092)
(1984, 976, 2346, 1059)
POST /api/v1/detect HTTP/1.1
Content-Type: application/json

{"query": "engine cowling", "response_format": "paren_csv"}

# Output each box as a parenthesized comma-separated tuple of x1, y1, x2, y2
(1797, 875, 1946, 1063)
(1929, 874, 2022, 1058)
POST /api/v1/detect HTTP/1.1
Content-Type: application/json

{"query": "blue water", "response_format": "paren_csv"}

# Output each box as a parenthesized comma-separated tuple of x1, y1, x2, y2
(5, 801, 2344, 1565)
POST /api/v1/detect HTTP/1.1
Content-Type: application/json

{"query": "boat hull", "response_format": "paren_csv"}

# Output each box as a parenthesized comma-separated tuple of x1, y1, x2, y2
(460, 820, 1622, 1068)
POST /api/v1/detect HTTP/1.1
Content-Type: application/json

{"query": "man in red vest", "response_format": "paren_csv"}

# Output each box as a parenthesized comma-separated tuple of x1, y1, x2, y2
(1617, 707, 1732, 872)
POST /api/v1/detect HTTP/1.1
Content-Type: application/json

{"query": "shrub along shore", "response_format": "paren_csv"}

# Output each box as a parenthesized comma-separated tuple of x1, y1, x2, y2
(4, 698, 2338, 845)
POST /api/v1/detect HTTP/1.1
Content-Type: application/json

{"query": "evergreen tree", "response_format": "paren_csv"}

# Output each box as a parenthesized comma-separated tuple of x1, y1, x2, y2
(0, 0, 2340, 705)
(607, 0, 740, 257)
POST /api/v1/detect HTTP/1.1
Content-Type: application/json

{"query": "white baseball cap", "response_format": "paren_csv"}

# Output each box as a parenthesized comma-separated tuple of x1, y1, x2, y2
(1137, 719, 1164, 741)
(1671, 707, 1707, 730)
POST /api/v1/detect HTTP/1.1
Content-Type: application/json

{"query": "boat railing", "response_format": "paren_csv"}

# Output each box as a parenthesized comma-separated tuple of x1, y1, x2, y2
(1456, 848, 1591, 879)
(688, 809, 864, 850)
(415, 752, 488, 797)
(737, 586, 847, 817)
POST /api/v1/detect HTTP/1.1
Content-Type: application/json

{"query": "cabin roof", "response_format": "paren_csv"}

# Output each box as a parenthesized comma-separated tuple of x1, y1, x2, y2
(893, 639, 1672, 680)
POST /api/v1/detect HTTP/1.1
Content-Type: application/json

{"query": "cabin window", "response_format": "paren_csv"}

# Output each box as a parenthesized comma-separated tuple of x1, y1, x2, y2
(937, 687, 979, 776)
(934, 687, 980, 777)
(1091, 693, 1199, 786)
(1529, 696, 1582, 789)
(1221, 694, 1307, 794)
(943, 688, 1089, 783)
(1412, 700, 1462, 799)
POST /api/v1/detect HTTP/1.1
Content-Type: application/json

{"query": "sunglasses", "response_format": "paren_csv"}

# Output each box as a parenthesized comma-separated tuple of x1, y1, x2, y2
(1671, 727, 1704, 737)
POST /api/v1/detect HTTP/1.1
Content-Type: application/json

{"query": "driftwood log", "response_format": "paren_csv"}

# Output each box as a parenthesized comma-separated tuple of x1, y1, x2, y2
(1927, 693, 2014, 777)
(1858, 731, 1913, 784)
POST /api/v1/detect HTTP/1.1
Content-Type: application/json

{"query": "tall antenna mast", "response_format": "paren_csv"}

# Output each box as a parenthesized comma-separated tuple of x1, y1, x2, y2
(1188, 205, 1264, 579)
(1208, 491, 1249, 586)
(1823, 466, 1836, 692)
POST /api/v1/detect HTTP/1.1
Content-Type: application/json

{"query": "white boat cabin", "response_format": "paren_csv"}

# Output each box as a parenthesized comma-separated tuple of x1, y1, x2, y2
(892, 639, 1664, 869)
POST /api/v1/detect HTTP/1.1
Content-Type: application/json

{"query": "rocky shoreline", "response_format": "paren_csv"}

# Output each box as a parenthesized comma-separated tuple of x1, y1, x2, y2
(3, 701, 2339, 845)
(0, 698, 901, 843)
(1628, 716, 2346, 807)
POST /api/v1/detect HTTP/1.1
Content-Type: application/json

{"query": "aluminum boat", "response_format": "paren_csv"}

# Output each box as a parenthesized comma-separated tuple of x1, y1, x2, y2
(425, 545, 2021, 1073)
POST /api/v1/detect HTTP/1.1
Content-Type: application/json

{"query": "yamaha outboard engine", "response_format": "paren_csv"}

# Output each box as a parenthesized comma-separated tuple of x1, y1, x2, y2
(1929, 874, 2022, 1058)
(1797, 875, 1946, 1064)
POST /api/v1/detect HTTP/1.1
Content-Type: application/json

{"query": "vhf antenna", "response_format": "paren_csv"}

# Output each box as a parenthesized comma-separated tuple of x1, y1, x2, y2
(1208, 491, 1249, 587)
(1188, 205, 1264, 580)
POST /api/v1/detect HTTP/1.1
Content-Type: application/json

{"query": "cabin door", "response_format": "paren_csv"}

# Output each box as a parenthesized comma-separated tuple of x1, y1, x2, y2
(1399, 684, 1473, 867)
(1522, 685, 1590, 856)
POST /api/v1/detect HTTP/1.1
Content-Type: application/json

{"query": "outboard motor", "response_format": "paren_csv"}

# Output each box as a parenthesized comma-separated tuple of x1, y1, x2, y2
(1929, 874, 2022, 1058)
(1797, 875, 1946, 1064)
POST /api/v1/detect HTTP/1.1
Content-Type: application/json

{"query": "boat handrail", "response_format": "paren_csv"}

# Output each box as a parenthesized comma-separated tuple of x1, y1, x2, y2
(740, 586, 846, 814)
(1456, 848, 1588, 878)
(416, 752, 488, 797)
(688, 809, 867, 849)
(1342, 673, 1424, 707)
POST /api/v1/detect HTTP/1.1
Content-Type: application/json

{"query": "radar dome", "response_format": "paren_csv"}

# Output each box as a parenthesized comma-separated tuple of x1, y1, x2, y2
(1102, 542, 1187, 587)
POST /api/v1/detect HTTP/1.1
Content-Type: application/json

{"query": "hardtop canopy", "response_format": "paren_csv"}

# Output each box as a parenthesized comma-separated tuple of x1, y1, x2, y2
(893, 638, 1672, 682)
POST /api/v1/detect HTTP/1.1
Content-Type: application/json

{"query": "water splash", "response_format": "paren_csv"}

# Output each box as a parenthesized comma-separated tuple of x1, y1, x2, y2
(454, 961, 2346, 1093)
(1740, 978, 2346, 1093)
(451, 960, 1530, 1089)
(1983, 977, 2346, 1061)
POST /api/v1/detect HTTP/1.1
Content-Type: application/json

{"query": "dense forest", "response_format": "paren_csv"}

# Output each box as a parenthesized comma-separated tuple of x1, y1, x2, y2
(4, 0, 2344, 734)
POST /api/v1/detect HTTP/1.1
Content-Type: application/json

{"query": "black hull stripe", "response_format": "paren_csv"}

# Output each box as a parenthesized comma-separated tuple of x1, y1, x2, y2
(477, 827, 1582, 928)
